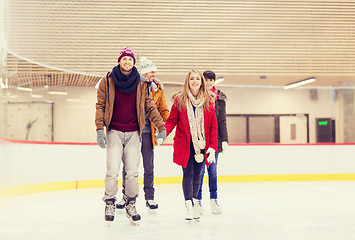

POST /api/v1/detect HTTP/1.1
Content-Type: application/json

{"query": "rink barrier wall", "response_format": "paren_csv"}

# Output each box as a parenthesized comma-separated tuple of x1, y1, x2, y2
(1, 174, 355, 205)
(1, 138, 355, 205)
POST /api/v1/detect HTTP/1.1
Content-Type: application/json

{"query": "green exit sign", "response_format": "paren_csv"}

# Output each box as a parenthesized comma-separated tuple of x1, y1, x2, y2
(318, 121, 328, 126)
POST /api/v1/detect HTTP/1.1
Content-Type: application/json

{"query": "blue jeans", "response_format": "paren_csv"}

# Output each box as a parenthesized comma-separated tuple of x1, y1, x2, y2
(197, 152, 219, 200)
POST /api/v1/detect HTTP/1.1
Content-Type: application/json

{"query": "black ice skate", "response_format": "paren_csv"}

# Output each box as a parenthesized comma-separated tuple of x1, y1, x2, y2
(125, 199, 141, 225)
(146, 200, 158, 214)
(116, 198, 126, 209)
(104, 200, 115, 221)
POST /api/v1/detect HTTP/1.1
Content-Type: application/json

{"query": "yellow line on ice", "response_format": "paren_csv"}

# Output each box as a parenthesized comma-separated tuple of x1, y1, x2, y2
(1, 174, 354, 205)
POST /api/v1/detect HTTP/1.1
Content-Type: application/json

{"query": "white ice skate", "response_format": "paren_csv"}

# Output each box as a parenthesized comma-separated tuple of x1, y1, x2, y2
(185, 200, 194, 221)
(125, 199, 141, 225)
(146, 200, 158, 214)
(210, 199, 222, 214)
(192, 199, 200, 221)
(194, 199, 204, 215)
(116, 198, 126, 210)
(104, 200, 115, 222)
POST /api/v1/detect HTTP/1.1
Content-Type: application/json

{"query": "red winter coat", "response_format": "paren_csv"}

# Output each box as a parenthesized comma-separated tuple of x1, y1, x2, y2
(165, 98, 218, 168)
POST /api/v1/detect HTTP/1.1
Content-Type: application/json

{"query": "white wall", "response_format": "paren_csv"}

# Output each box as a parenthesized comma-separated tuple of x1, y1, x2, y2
(220, 86, 339, 143)
(150, 85, 340, 143)
(1, 141, 354, 189)
(51, 87, 97, 142)
(0, 85, 341, 143)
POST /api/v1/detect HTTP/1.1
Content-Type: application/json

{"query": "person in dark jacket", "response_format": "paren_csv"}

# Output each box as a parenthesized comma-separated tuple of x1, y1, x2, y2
(196, 70, 229, 215)
(95, 47, 166, 224)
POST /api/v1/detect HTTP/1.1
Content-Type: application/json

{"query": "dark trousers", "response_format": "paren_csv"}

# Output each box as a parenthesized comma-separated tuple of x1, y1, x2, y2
(122, 132, 155, 200)
(182, 143, 205, 201)
(141, 132, 155, 200)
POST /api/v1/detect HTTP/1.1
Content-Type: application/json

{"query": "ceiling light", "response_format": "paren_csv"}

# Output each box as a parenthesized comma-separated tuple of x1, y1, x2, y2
(67, 98, 86, 103)
(48, 91, 67, 95)
(31, 94, 43, 98)
(284, 77, 316, 90)
(17, 86, 32, 91)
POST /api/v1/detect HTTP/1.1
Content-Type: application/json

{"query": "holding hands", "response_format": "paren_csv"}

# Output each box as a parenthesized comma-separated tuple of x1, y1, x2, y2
(155, 129, 167, 145)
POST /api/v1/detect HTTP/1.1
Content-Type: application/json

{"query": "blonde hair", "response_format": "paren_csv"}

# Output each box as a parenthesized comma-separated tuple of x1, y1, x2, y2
(173, 69, 211, 111)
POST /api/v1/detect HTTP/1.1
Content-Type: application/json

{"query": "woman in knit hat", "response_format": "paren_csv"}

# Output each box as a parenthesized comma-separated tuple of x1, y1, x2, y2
(164, 69, 218, 221)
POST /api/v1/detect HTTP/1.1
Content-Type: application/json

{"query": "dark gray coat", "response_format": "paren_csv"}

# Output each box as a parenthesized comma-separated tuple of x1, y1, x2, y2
(215, 89, 228, 153)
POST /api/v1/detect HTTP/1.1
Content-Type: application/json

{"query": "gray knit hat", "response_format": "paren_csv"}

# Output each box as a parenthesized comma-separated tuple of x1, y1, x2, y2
(140, 57, 157, 74)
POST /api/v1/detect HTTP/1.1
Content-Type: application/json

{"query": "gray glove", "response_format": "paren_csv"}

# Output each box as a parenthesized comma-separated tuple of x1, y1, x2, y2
(96, 129, 107, 149)
(155, 129, 167, 145)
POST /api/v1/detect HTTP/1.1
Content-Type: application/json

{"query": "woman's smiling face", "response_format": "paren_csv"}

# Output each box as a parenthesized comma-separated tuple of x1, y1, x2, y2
(189, 71, 202, 96)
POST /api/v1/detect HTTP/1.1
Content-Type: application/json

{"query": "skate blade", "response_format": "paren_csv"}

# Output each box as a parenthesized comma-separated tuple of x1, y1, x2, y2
(126, 213, 141, 226)
(147, 208, 157, 215)
(129, 218, 140, 226)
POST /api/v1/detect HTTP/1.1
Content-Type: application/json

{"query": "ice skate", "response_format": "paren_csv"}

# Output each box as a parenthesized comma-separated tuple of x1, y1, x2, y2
(210, 199, 222, 214)
(192, 199, 200, 221)
(185, 200, 194, 221)
(146, 200, 158, 214)
(194, 199, 204, 215)
(116, 198, 126, 209)
(104, 200, 115, 222)
(125, 199, 141, 225)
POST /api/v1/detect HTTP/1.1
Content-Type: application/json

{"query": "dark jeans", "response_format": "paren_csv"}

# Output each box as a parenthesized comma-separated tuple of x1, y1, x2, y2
(197, 152, 219, 200)
(141, 133, 155, 200)
(122, 133, 155, 200)
(182, 143, 205, 201)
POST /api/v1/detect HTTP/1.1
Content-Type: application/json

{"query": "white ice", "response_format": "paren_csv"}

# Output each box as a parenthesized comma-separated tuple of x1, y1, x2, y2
(1, 181, 355, 240)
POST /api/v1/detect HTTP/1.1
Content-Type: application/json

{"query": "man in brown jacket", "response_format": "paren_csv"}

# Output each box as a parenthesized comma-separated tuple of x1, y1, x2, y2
(116, 57, 170, 213)
(95, 47, 166, 224)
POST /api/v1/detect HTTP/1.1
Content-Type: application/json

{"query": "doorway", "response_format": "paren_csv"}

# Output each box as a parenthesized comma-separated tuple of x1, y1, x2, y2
(226, 114, 309, 143)
(279, 115, 308, 144)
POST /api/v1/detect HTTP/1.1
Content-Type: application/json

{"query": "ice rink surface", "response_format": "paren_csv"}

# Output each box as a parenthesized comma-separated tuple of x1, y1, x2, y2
(1, 181, 355, 240)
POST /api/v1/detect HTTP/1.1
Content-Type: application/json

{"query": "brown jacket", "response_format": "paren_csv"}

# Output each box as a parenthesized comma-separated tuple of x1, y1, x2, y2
(95, 74, 165, 135)
(149, 79, 170, 149)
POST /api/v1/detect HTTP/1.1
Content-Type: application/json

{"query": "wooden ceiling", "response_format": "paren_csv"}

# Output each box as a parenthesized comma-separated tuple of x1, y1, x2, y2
(4, 0, 355, 88)
(6, 54, 101, 87)
(6, 53, 355, 88)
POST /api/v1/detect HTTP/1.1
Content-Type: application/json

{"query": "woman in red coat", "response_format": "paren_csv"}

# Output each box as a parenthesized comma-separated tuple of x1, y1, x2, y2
(165, 69, 218, 221)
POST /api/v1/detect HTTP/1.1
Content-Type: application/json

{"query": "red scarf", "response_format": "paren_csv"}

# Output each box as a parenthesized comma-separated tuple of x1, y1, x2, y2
(211, 86, 218, 102)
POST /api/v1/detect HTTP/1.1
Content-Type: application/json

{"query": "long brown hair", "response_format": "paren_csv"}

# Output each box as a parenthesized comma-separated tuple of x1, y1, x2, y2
(173, 69, 211, 111)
